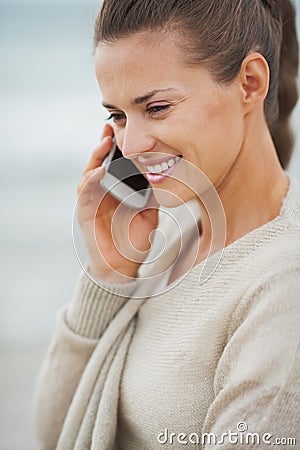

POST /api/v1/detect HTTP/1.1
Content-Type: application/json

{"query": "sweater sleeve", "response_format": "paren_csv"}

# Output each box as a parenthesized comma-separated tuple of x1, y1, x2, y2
(202, 268, 300, 450)
(33, 270, 139, 450)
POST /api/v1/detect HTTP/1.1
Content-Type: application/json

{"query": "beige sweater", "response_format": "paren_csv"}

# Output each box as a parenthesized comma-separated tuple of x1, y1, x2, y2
(33, 171, 300, 450)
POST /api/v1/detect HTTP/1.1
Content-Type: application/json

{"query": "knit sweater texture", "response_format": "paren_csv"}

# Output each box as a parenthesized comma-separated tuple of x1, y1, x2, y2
(33, 171, 300, 449)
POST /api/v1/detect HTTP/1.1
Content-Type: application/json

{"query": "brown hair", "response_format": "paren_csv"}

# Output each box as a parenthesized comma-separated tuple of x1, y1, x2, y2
(93, 0, 299, 169)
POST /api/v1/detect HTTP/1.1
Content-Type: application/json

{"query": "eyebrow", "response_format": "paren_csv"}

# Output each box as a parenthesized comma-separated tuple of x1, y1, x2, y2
(102, 88, 178, 109)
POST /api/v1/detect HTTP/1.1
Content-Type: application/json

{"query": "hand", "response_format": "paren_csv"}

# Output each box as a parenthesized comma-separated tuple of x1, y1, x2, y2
(77, 124, 159, 284)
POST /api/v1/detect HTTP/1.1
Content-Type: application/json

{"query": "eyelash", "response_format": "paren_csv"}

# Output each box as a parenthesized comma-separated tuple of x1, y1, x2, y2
(106, 105, 171, 123)
(148, 105, 171, 115)
(106, 113, 125, 123)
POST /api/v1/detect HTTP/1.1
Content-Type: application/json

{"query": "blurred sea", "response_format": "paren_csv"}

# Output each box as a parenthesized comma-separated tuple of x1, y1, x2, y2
(0, 0, 105, 347)
(0, 1, 299, 448)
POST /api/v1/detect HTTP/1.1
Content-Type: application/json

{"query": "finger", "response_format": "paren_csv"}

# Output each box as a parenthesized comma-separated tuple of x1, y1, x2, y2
(77, 166, 105, 196)
(83, 135, 113, 175)
(83, 124, 114, 175)
(101, 123, 114, 140)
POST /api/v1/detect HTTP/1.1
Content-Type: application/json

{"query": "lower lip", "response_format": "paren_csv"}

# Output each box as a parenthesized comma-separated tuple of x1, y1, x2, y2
(145, 158, 181, 184)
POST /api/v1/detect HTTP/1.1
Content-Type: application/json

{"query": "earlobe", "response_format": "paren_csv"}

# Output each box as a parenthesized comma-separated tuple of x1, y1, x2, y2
(240, 52, 270, 114)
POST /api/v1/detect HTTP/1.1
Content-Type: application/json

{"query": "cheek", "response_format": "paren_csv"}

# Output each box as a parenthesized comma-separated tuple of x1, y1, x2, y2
(183, 97, 245, 183)
(206, 90, 239, 125)
(192, 94, 244, 153)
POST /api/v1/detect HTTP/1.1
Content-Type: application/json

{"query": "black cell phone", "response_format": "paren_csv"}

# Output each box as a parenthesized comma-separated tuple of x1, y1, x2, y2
(100, 139, 151, 208)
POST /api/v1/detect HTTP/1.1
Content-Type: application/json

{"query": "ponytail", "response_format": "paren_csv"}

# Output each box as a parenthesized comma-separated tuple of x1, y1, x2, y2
(271, 0, 299, 169)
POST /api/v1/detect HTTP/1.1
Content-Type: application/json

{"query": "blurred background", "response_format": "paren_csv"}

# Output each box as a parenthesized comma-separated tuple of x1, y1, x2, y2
(0, 0, 299, 448)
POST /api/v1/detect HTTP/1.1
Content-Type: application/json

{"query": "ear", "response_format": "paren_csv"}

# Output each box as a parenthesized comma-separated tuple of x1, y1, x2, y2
(239, 52, 270, 115)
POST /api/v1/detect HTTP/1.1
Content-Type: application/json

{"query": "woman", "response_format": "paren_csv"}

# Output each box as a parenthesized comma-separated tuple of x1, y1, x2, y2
(34, 0, 300, 449)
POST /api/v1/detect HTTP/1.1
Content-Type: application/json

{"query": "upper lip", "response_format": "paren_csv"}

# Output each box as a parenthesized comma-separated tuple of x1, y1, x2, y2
(137, 155, 181, 167)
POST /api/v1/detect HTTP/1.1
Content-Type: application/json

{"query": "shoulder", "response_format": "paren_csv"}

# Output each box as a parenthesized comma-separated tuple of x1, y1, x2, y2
(241, 221, 300, 295)
(239, 170, 300, 280)
(250, 225, 300, 269)
(228, 265, 300, 345)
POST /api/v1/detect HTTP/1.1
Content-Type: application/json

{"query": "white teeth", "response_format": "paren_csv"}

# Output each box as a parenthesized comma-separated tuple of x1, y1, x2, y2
(146, 157, 180, 174)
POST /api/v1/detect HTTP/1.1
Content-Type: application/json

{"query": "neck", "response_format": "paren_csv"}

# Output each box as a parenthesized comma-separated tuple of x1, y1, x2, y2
(196, 117, 289, 260)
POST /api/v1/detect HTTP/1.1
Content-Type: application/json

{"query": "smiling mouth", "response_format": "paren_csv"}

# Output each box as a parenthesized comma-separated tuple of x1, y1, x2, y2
(143, 156, 182, 175)
(138, 155, 182, 184)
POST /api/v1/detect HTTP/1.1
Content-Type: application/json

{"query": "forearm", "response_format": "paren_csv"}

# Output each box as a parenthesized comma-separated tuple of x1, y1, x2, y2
(66, 270, 138, 338)
(33, 271, 138, 449)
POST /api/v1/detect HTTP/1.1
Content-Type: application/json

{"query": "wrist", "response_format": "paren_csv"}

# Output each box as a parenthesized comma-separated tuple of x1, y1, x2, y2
(88, 263, 139, 285)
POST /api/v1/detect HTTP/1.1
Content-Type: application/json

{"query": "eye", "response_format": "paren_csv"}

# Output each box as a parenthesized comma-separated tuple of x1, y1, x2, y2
(106, 112, 126, 124)
(147, 104, 171, 117)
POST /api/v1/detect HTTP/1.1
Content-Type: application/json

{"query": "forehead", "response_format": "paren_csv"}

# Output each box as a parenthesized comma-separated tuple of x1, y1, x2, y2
(94, 31, 190, 98)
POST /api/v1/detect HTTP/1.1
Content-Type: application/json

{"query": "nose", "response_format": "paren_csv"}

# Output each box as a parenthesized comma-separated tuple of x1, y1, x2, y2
(120, 120, 156, 159)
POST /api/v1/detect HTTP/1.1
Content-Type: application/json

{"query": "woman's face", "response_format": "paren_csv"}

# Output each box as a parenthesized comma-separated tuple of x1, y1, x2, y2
(94, 30, 245, 207)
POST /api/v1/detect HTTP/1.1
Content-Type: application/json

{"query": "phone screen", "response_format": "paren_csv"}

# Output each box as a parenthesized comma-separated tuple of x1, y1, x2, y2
(107, 146, 149, 195)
